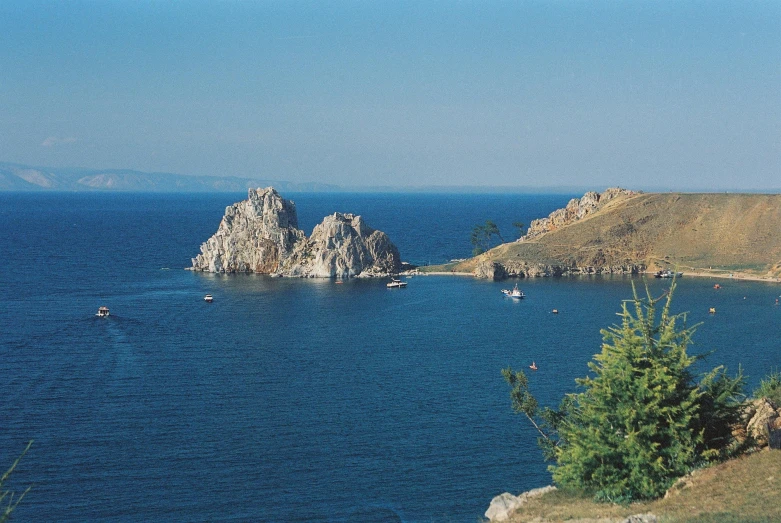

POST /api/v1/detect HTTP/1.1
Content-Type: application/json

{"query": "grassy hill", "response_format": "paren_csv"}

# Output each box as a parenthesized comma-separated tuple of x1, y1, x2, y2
(439, 192, 781, 280)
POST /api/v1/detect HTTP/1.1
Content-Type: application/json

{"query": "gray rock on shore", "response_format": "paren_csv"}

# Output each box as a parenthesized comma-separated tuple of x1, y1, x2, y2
(485, 486, 658, 522)
(485, 486, 556, 521)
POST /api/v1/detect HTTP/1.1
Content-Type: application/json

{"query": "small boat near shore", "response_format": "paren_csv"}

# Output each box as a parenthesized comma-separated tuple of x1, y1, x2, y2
(654, 270, 683, 278)
(386, 278, 407, 288)
(96, 306, 110, 317)
(204, 294, 214, 302)
(501, 284, 525, 299)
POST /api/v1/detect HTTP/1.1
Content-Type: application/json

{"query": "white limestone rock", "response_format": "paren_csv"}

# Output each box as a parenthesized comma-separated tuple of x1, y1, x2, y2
(282, 212, 401, 278)
(191, 188, 401, 278)
(191, 187, 304, 273)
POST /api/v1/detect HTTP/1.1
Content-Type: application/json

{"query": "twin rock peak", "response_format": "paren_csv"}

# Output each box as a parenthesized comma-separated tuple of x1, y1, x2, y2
(191, 187, 402, 278)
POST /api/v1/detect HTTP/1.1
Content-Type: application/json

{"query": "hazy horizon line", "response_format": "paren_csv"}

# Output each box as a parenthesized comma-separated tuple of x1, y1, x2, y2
(1, 160, 778, 195)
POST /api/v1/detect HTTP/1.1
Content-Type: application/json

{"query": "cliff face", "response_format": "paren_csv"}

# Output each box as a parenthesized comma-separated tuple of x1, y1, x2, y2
(523, 188, 637, 240)
(191, 188, 401, 277)
(283, 212, 401, 278)
(191, 187, 305, 273)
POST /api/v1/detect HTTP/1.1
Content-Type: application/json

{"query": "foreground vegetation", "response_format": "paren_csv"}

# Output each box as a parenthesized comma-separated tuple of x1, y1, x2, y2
(1, 441, 32, 523)
(505, 449, 781, 522)
(504, 283, 745, 502)
(499, 282, 780, 521)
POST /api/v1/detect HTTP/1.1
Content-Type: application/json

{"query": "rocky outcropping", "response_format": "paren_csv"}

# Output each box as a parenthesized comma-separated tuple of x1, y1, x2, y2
(742, 398, 781, 449)
(283, 212, 402, 278)
(485, 486, 556, 522)
(522, 188, 638, 241)
(191, 188, 401, 278)
(191, 187, 304, 273)
(474, 261, 507, 280)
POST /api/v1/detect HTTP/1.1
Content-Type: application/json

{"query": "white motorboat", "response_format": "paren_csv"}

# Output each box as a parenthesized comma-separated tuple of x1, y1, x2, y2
(501, 284, 525, 299)
(386, 278, 408, 288)
(204, 294, 214, 302)
(96, 306, 110, 317)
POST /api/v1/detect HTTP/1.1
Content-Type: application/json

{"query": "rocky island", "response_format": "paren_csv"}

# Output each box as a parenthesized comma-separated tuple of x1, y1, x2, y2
(191, 187, 401, 278)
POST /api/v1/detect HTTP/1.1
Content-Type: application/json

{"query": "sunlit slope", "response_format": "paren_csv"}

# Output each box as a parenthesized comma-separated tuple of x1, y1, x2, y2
(453, 193, 781, 278)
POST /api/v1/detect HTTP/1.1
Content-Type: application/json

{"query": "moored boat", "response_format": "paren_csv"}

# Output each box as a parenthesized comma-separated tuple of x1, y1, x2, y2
(96, 306, 110, 317)
(204, 294, 214, 302)
(654, 270, 682, 278)
(501, 283, 525, 299)
(386, 278, 407, 288)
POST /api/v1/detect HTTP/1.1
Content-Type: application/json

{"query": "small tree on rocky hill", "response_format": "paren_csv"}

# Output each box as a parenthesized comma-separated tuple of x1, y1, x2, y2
(504, 283, 744, 502)
(470, 220, 503, 256)
(513, 221, 525, 239)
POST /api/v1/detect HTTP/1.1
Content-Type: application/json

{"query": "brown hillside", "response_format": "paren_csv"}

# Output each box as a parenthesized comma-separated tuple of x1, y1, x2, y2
(451, 192, 781, 279)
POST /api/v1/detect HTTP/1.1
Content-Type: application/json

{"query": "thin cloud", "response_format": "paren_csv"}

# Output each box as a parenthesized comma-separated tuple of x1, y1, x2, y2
(42, 136, 77, 147)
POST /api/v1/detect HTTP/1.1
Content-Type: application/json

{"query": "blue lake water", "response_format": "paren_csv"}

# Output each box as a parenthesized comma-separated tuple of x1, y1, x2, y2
(1, 192, 779, 522)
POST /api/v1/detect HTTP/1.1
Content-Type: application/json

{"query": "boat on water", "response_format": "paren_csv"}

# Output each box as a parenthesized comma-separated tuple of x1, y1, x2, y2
(204, 294, 214, 302)
(529, 361, 538, 371)
(654, 270, 683, 278)
(96, 306, 110, 317)
(501, 284, 525, 299)
(386, 278, 408, 288)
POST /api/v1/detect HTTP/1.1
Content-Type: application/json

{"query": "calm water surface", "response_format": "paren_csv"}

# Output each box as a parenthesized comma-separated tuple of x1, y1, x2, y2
(1, 193, 779, 522)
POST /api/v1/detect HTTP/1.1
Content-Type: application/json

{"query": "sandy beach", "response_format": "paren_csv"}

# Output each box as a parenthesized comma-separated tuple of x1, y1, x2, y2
(653, 270, 781, 284)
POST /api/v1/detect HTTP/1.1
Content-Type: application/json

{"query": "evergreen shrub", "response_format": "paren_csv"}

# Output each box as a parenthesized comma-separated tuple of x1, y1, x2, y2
(504, 283, 744, 502)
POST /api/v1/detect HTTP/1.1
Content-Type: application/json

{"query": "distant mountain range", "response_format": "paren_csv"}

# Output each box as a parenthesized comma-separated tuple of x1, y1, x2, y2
(0, 161, 604, 194)
(0, 162, 341, 192)
(5, 161, 774, 194)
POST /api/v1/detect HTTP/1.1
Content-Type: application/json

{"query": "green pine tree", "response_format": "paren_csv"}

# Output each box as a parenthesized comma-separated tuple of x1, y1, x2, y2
(504, 282, 745, 502)
(552, 283, 729, 501)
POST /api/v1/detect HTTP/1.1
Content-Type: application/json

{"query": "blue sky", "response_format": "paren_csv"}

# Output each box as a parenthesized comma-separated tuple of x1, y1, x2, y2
(1, 0, 779, 190)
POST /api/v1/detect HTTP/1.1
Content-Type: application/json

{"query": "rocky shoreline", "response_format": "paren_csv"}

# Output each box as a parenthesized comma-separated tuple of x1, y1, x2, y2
(472, 260, 645, 280)
(414, 267, 781, 284)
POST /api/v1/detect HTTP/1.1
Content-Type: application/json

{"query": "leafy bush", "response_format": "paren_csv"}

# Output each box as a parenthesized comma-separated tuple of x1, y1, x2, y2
(504, 283, 744, 502)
